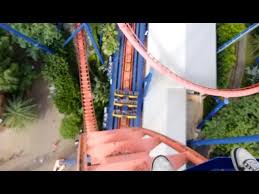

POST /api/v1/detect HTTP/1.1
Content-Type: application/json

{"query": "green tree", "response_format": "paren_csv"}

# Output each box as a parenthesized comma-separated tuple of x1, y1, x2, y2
(59, 113, 82, 139)
(217, 23, 246, 88)
(3, 97, 37, 128)
(18, 65, 38, 93)
(202, 94, 259, 157)
(101, 23, 119, 57)
(0, 31, 38, 94)
(9, 23, 62, 60)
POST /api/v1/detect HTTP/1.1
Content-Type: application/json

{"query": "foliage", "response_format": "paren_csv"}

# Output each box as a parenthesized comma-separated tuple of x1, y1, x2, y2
(217, 23, 246, 88)
(42, 53, 81, 114)
(3, 97, 37, 128)
(18, 65, 38, 93)
(248, 34, 259, 57)
(9, 23, 62, 61)
(245, 64, 259, 84)
(0, 63, 19, 93)
(203, 96, 217, 117)
(0, 34, 37, 94)
(59, 113, 82, 139)
(100, 23, 119, 57)
(202, 94, 259, 157)
(88, 51, 109, 129)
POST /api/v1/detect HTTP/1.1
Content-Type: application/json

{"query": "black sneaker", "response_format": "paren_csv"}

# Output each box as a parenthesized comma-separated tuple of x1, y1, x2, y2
(231, 147, 259, 171)
(151, 155, 175, 171)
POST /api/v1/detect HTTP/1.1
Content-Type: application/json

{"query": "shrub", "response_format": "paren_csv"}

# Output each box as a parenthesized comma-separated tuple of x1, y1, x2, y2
(100, 23, 119, 57)
(3, 97, 37, 128)
(202, 94, 259, 157)
(42, 54, 81, 114)
(59, 113, 82, 139)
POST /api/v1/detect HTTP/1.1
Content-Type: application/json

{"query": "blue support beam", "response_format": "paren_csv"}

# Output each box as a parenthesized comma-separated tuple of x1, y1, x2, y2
(107, 52, 119, 130)
(256, 57, 259, 65)
(143, 68, 154, 97)
(63, 23, 85, 47)
(83, 23, 105, 65)
(106, 29, 124, 130)
(211, 96, 221, 104)
(135, 23, 147, 127)
(186, 157, 259, 171)
(130, 23, 140, 127)
(114, 31, 125, 129)
(186, 157, 235, 171)
(63, 23, 104, 65)
(217, 23, 259, 54)
(0, 23, 53, 54)
(142, 24, 152, 98)
(188, 135, 259, 147)
(197, 97, 229, 129)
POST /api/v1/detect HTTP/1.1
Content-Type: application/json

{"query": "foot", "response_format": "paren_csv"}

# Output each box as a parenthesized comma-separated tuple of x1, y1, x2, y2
(231, 147, 259, 171)
(151, 155, 175, 171)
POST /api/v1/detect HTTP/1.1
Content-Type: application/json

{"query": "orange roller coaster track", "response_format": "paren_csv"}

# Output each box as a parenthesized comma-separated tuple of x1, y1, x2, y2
(74, 23, 98, 171)
(118, 23, 136, 128)
(117, 23, 259, 98)
(79, 128, 207, 171)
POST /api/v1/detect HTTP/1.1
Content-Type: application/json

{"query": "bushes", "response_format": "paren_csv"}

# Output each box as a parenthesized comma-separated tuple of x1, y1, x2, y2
(217, 23, 246, 88)
(100, 23, 119, 57)
(217, 46, 236, 88)
(59, 113, 82, 139)
(42, 54, 81, 115)
(202, 94, 259, 157)
(42, 51, 82, 139)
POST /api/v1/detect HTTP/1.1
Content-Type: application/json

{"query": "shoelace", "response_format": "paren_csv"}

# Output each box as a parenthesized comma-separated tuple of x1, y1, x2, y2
(243, 159, 259, 171)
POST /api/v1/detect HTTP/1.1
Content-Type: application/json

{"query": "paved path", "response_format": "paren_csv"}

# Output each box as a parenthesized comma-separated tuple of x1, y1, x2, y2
(229, 36, 247, 88)
(0, 77, 76, 171)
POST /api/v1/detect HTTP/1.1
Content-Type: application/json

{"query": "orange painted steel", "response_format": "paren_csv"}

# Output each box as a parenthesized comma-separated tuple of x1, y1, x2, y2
(118, 23, 136, 128)
(117, 23, 259, 98)
(74, 23, 98, 170)
(74, 23, 97, 132)
(79, 128, 207, 171)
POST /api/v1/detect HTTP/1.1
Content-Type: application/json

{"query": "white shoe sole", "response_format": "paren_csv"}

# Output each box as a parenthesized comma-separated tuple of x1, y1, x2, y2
(231, 148, 242, 171)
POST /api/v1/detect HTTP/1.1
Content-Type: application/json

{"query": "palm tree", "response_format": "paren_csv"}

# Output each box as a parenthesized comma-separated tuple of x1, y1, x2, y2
(0, 63, 19, 93)
(3, 97, 37, 129)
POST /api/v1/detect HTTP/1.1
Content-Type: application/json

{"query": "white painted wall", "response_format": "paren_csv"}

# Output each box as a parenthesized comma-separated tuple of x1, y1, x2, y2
(185, 23, 217, 88)
(143, 23, 216, 170)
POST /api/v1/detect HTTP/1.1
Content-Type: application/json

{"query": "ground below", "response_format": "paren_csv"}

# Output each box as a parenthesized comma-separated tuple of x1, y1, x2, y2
(0, 77, 76, 171)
